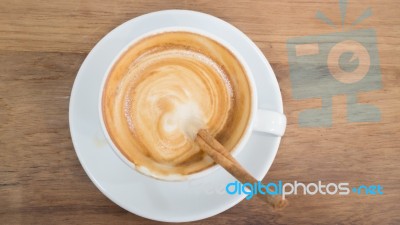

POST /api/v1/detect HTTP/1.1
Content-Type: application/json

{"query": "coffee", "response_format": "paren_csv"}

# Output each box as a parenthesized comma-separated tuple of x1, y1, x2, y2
(102, 31, 252, 177)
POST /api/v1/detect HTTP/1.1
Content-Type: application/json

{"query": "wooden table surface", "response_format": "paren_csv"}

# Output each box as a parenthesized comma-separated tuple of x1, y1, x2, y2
(1, 0, 399, 224)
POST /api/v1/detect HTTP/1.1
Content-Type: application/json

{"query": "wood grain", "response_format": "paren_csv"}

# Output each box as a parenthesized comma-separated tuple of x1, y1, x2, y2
(1, 0, 399, 224)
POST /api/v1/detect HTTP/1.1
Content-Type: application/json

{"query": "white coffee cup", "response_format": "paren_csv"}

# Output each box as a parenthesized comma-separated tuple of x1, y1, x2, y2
(99, 27, 286, 181)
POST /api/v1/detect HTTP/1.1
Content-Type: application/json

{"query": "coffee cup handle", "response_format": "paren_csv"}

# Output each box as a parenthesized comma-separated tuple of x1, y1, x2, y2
(253, 110, 286, 136)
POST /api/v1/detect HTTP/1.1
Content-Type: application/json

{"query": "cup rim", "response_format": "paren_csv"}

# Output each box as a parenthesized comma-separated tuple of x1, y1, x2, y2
(98, 26, 258, 181)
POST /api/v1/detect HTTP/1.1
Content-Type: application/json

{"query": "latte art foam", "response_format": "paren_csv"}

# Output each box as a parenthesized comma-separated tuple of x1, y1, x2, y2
(121, 48, 232, 164)
(102, 31, 252, 177)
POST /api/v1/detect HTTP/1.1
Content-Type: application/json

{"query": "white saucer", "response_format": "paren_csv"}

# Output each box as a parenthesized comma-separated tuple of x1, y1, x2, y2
(69, 10, 284, 222)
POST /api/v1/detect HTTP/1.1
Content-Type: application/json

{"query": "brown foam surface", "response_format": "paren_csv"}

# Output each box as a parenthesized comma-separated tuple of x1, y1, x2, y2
(102, 31, 252, 176)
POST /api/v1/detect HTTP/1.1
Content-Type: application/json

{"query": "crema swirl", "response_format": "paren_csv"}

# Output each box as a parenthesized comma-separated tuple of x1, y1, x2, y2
(102, 31, 252, 177)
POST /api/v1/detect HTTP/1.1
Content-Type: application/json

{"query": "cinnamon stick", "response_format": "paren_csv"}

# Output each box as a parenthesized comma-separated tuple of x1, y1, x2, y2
(196, 129, 287, 209)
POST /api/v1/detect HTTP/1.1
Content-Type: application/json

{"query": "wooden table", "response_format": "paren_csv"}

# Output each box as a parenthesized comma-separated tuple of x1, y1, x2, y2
(1, 0, 399, 224)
